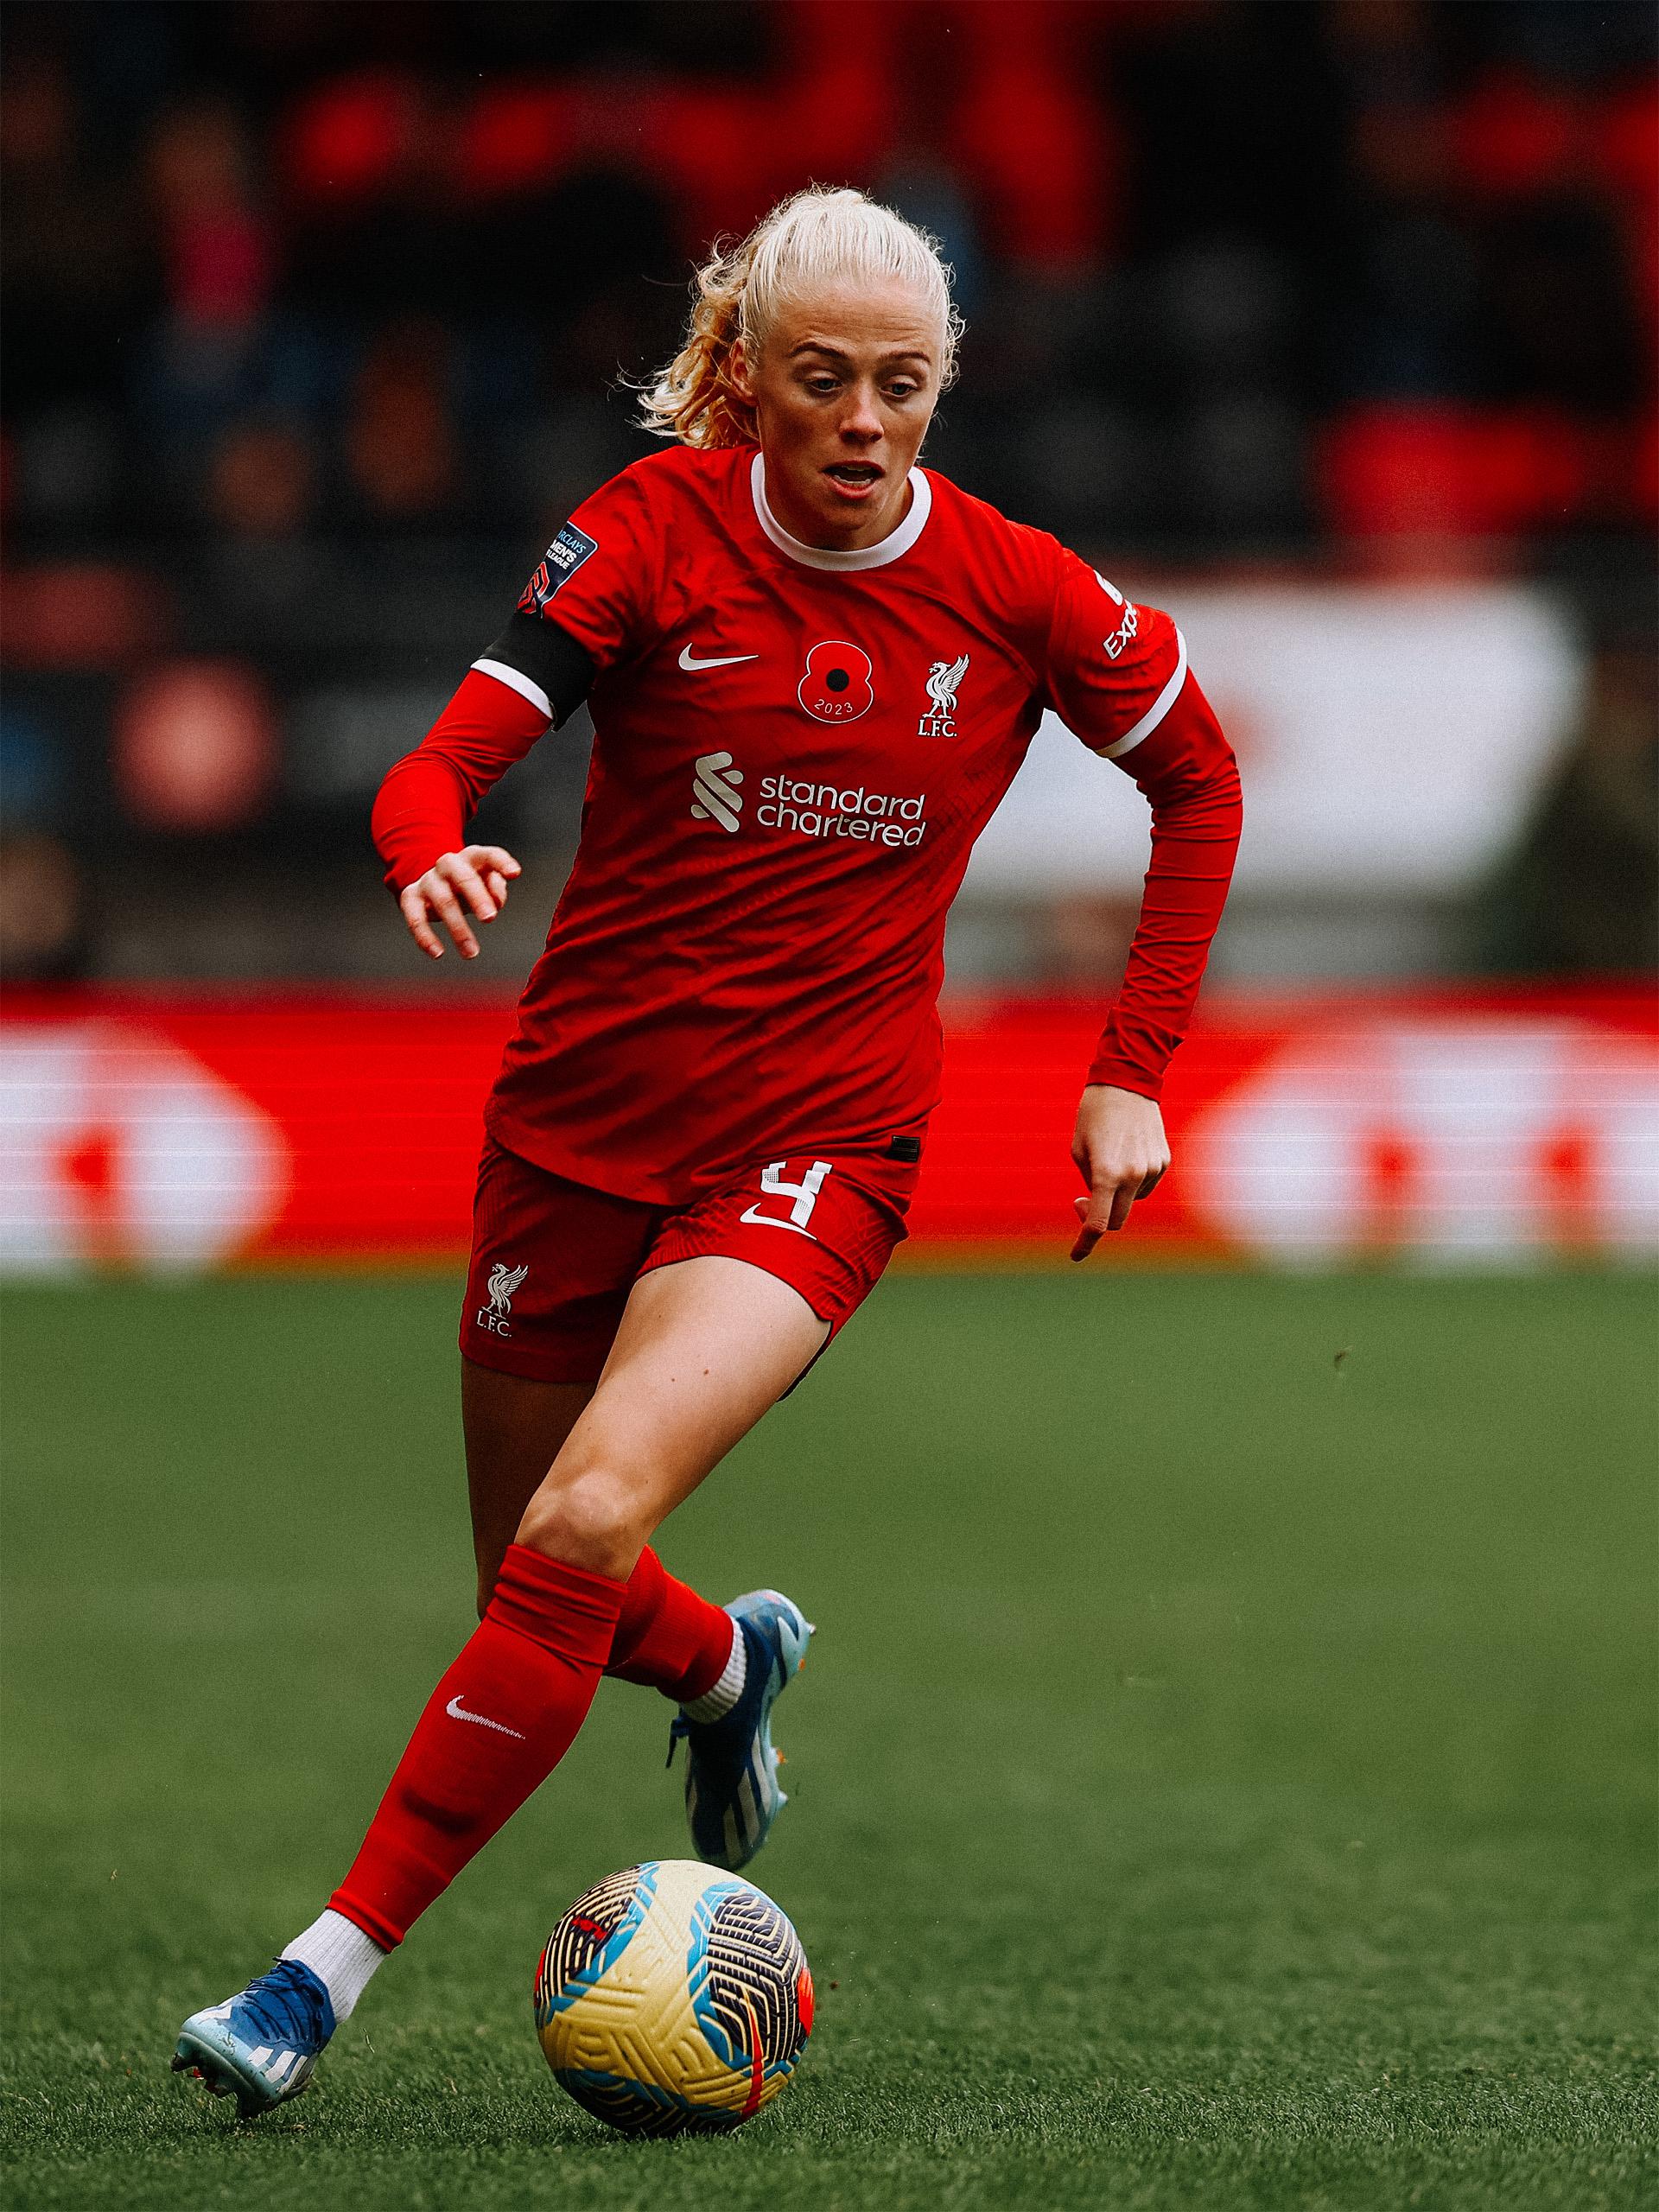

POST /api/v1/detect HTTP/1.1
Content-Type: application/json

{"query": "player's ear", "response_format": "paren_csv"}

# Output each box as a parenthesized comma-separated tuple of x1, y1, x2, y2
(728, 337, 756, 404)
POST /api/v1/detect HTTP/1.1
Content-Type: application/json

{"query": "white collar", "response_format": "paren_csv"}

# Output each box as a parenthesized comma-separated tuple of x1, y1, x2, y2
(750, 450, 931, 572)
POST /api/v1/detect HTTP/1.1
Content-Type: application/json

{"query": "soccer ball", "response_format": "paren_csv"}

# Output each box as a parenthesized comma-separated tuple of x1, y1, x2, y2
(534, 1859, 814, 2135)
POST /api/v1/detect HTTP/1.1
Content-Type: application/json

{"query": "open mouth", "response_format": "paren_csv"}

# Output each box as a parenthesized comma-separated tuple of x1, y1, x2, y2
(823, 462, 884, 494)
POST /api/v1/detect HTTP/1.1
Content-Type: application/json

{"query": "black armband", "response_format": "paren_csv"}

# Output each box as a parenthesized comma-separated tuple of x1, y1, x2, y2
(472, 612, 595, 728)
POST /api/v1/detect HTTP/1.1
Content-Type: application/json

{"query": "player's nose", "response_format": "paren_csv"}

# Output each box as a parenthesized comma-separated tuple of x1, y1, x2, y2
(838, 384, 884, 442)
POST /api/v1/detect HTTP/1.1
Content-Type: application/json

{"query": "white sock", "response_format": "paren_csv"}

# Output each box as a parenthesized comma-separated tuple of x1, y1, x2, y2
(282, 1909, 388, 2024)
(680, 1618, 747, 1722)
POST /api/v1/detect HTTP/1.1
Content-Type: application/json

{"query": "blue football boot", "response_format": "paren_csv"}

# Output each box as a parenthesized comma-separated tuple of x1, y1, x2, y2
(171, 1958, 335, 2119)
(668, 1589, 813, 1871)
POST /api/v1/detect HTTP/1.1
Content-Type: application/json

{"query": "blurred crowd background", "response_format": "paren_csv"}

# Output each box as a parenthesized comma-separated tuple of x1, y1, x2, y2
(2, 0, 1656, 992)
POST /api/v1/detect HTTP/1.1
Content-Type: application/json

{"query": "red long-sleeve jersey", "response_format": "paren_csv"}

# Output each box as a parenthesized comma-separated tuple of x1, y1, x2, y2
(373, 443, 1242, 1205)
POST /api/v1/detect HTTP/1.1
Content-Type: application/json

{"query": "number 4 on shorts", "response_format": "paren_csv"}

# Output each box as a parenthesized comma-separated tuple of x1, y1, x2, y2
(741, 1160, 834, 1239)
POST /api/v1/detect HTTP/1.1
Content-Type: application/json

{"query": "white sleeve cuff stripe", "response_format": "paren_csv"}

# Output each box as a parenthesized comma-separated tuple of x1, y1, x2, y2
(1097, 629, 1188, 760)
(471, 658, 552, 722)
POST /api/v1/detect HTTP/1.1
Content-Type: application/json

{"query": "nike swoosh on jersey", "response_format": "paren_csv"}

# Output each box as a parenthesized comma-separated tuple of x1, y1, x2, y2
(445, 1694, 526, 1739)
(678, 645, 760, 671)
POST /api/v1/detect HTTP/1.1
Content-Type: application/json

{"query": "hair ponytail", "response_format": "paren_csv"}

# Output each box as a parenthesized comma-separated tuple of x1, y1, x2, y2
(637, 231, 764, 450)
(638, 186, 961, 450)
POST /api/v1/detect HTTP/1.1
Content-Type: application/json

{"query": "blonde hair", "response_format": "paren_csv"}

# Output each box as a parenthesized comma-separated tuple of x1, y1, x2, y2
(639, 185, 963, 450)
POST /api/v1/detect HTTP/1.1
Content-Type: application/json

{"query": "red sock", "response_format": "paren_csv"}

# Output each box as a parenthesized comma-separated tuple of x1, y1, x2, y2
(606, 1545, 734, 1703)
(330, 1545, 624, 1949)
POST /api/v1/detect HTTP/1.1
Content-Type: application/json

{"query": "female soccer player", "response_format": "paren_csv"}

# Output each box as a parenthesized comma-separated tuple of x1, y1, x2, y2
(175, 187, 1242, 2115)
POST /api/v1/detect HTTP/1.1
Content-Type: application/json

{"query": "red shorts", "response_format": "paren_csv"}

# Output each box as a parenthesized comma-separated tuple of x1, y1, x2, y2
(460, 1134, 921, 1385)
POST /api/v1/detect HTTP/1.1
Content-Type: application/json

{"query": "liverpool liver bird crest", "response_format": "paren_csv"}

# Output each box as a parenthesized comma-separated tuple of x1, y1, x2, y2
(925, 653, 969, 715)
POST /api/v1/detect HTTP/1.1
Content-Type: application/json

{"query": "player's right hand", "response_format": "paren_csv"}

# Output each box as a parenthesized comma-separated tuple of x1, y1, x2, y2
(399, 845, 522, 960)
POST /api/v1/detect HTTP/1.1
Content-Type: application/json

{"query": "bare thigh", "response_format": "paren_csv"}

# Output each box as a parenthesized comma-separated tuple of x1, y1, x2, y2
(515, 1255, 830, 1580)
(461, 1360, 594, 1616)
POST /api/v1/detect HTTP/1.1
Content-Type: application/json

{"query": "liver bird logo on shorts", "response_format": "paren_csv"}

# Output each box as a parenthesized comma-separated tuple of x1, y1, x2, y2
(918, 652, 969, 738)
(486, 1262, 528, 1319)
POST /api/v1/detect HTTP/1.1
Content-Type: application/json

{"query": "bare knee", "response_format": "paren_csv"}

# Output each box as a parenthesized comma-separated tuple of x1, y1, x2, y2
(515, 1462, 651, 1582)
(463, 1362, 596, 1619)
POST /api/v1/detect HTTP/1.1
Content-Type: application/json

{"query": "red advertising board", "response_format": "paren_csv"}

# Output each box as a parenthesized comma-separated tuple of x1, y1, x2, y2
(2, 987, 1654, 1271)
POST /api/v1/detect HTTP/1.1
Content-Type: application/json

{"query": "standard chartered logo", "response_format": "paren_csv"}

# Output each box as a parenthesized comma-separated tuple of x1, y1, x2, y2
(759, 774, 926, 846)
(690, 750, 743, 833)
(688, 749, 928, 849)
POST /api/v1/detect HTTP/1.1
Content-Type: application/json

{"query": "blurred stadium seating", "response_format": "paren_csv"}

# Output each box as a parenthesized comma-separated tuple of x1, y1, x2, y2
(1, 0, 1654, 1266)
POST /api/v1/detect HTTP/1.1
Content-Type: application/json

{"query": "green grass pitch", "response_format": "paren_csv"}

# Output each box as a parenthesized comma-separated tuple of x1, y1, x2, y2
(2, 1268, 1654, 2211)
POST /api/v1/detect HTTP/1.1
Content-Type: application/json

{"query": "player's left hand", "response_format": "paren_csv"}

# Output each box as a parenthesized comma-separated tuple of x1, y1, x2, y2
(1069, 1084, 1170, 1260)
